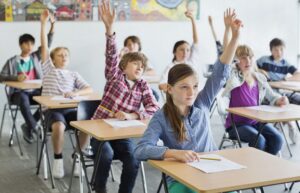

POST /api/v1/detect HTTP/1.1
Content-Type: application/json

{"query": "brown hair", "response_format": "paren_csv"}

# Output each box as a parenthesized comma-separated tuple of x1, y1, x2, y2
(119, 52, 148, 72)
(50, 47, 70, 60)
(172, 40, 189, 62)
(124, 36, 142, 51)
(269, 38, 285, 51)
(163, 64, 196, 142)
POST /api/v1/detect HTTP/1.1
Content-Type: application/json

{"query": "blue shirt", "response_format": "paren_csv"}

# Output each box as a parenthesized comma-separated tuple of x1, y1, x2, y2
(134, 60, 230, 182)
(256, 56, 297, 81)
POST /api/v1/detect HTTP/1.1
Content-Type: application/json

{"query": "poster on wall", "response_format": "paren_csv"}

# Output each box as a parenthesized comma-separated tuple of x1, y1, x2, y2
(0, 0, 200, 22)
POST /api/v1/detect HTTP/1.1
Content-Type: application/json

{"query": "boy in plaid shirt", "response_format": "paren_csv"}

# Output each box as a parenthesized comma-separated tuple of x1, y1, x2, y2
(90, 2, 159, 193)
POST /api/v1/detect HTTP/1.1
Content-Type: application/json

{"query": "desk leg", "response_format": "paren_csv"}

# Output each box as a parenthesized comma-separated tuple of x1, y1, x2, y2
(91, 140, 105, 191)
(295, 120, 300, 133)
(230, 114, 242, 148)
(74, 129, 92, 193)
(140, 161, 148, 193)
(8, 104, 23, 156)
(279, 122, 293, 157)
(254, 123, 266, 148)
(162, 173, 169, 193)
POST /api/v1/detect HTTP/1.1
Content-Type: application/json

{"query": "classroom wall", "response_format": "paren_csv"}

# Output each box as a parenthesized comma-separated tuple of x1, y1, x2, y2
(0, 0, 298, 107)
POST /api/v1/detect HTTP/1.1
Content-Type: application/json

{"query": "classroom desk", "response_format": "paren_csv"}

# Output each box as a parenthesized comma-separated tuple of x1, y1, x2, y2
(2, 80, 42, 156)
(227, 104, 300, 156)
(33, 93, 102, 188)
(33, 93, 102, 109)
(70, 119, 149, 193)
(148, 147, 300, 193)
(269, 81, 300, 92)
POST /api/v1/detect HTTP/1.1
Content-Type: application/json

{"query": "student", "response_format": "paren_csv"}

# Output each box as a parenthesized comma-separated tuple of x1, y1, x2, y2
(90, 2, 159, 193)
(223, 45, 284, 155)
(40, 10, 93, 179)
(134, 11, 242, 193)
(159, 10, 200, 92)
(121, 35, 160, 101)
(257, 38, 299, 143)
(0, 14, 55, 143)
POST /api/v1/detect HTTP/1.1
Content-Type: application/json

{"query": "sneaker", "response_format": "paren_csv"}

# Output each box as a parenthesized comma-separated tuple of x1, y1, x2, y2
(288, 126, 298, 144)
(72, 153, 84, 177)
(52, 158, 64, 179)
(21, 123, 34, 144)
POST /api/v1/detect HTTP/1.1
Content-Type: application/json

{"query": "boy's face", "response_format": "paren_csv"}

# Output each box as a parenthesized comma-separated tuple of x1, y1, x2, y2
(20, 41, 34, 55)
(123, 60, 144, 81)
(237, 55, 253, 73)
(168, 75, 199, 107)
(53, 49, 70, 69)
(126, 39, 140, 52)
(175, 43, 190, 63)
(271, 45, 284, 61)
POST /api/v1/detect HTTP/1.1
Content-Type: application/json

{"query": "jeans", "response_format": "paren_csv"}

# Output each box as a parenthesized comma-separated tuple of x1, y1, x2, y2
(91, 138, 140, 193)
(227, 123, 283, 155)
(10, 90, 41, 131)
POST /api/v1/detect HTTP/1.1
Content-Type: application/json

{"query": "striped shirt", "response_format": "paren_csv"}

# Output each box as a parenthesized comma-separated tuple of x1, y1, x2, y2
(41, 57, 90, 97)
(92, 33, 159, 120)
(257, 56, 297, 81)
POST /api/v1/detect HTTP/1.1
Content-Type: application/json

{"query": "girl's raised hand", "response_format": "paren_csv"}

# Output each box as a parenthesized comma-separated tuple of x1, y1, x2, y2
(185, 11, 194, 20)
(224, 8, 236, 28)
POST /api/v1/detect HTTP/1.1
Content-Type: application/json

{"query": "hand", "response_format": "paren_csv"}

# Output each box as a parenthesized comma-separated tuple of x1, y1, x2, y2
(17, 74, 27, 82)
(185, 11, 194, 20)
(230, 18, 243, 39)
(208, 16, 213, 25)
(63, 92, 78, 99)
(167, 149, 200, 163)
(276, 96, 289, 107)
(158, 83, 168, 92)
(49, 11, 56, 24)
(114, 111, 131, 120)
(40, 9, 49, 24)
(224, 8, 236, 28)
(98, 0, 116, 34)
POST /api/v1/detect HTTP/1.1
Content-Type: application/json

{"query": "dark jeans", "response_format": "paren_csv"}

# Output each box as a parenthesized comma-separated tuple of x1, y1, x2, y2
(10, 89, 41, 131)
(286, 92, 300, 105)
(227, 123, 284, 155)
(91, 138, 140, 193)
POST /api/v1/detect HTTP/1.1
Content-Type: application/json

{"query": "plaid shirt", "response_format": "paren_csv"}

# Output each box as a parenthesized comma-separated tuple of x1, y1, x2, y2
(92, 33, 159, 120)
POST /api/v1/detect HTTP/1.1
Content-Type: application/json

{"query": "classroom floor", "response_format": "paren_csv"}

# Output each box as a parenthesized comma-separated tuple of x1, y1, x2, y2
(0, 112, 300, 193)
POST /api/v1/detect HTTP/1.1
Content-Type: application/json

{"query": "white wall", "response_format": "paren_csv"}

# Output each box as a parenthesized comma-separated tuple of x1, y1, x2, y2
(0, 0, 298, 103)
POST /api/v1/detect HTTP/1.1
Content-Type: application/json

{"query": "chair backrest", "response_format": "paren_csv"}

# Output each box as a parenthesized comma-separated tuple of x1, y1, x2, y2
(77, 100, 101, 121)
(216, 90, 229, 125)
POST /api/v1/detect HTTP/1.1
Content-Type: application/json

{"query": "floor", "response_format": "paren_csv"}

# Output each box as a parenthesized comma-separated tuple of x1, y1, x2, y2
(0, 109, 300, 193)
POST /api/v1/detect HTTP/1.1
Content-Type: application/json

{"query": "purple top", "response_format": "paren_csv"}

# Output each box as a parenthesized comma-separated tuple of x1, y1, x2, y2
(225, 81, 259, 128)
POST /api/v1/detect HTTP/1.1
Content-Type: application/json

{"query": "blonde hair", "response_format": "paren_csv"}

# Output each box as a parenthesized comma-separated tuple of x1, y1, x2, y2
(235, 45, 258, 72)
(50, 47, 70, 60)
(119, 52, 148, 72)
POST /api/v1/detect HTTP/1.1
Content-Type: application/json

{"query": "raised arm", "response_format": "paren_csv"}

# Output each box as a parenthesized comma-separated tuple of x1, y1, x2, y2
(208, 16, 218, 42)
(223, 8, 235, 50)
(40, 9, 49, 64)
(185, 11, 198, 44)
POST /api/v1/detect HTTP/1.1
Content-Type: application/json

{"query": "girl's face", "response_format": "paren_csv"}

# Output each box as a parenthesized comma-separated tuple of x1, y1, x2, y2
(126, 39, 140, 52)
(236, 55, 253, 73)
(123, 60, 144, 80)
(168, 75, 198, 107)
(174, 43, 191, 63)
(53, 49, 69, 69)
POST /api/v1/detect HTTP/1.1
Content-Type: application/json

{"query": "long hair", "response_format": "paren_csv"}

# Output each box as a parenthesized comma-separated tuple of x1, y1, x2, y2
(172, 40, 189, 62)
(163, 64, 196, 142)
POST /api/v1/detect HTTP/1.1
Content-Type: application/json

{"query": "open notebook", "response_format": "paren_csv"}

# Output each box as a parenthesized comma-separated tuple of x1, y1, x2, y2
(103, 119, 145, 128)
(187, 154, 246, 173)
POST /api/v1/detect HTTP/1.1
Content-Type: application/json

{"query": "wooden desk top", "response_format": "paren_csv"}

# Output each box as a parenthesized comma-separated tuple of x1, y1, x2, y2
(70, 119, 149, 141)
(3, 80, 42, 90)
(269, 81, 300, 92)
(148, 147, 300, 193)
(227, 104, 300, 123)
(33, 93, 101, 109)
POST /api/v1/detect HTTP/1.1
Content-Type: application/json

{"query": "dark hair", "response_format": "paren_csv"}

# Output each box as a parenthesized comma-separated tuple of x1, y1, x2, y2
(19, 34, 35, 45)
(124, 36, 142, 51)
(119, 52, 148, 72)
(269, 38, 285, 51)
(163, 64, 196, 142)
(172, 40, 189, 62)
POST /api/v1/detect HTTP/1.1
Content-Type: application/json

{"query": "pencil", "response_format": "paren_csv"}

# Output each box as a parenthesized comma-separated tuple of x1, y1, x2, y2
(99, 105, 114, 114)
(199, 157, 221, 161)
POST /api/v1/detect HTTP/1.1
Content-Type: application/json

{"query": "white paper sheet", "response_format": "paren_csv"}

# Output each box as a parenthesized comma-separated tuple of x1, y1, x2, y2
(51, 95, 88, 101)
(103, 119, 145, 128)
(187, 154, 246, 173)
(246, 105, 287, 113)
(24, 79, 42, 84)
